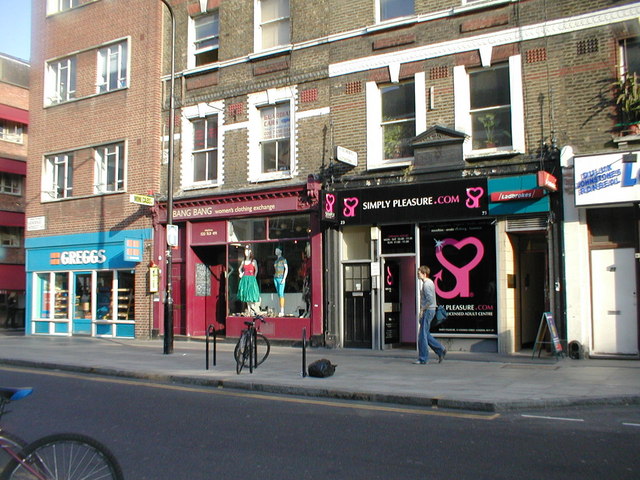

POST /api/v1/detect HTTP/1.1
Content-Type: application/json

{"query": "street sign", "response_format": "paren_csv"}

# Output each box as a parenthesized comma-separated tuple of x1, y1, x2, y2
(130, 194, 154, 206)
(335, 146, 358, 167)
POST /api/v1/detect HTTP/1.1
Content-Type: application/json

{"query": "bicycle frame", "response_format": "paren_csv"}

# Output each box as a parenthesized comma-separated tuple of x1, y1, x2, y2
(0, 438, 47, 480)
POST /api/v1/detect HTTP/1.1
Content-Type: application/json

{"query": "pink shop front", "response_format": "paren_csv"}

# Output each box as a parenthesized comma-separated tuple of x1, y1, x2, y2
(154, 184, 323, 341)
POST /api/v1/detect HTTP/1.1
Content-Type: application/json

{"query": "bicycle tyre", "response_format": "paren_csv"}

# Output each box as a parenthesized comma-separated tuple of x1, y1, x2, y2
(254, 333, 270, 366)
(1, 432, 124, 480)
(235, 333, 249, 374)
(0, 430, 27, 473)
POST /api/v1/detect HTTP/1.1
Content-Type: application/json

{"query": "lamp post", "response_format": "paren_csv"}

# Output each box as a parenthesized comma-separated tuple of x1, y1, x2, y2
(160, 0, 175, 354)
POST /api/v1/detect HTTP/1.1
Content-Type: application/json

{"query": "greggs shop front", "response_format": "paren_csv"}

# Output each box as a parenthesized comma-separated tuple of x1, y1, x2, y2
(154, 182, 323, 341)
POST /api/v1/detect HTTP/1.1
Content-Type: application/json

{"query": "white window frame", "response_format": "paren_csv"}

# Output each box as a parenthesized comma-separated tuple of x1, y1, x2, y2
(454, 55, 525, 158)
(0, 173, 21, 195)
(366, 72, 426, 170)
(94, 143, 126, 193)
(181, 102, 224, 189)
(0, 226, 21, 248)
(46, 0, 79, 15)
(248, 88, 296, 182)
(188, 12, 220, 69)
(376, 0, 414, 23)
(97, 41, 129, 94)
(42, 153, 73, 201)
(0, 120, 23, 143)
(254, 0, 291, 52)
(45, 57, 76, 105)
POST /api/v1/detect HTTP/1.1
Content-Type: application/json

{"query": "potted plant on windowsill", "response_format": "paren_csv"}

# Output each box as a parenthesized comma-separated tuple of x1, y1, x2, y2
(478, 113, 497, 148)
(614, 72, 640, 135)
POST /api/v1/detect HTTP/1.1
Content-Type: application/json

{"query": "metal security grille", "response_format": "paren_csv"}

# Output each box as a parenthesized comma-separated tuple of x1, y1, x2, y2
(506, 214, 548, 232)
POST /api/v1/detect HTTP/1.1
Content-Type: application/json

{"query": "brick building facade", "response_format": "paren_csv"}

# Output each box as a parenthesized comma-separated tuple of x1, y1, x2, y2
(0, 53, 29, 329)
(26, 0, 640, 358)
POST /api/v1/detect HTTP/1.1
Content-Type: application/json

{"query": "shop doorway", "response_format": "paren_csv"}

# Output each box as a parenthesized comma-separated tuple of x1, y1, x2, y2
(343, 263, 372, 348)
(72, 272, 92, 335)
(514, 234, 548, 349)
(192, 246, 227, 336)
(382, 256, 416, 348)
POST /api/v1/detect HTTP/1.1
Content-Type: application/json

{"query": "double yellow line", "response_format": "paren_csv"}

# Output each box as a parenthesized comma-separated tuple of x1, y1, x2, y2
(1, 365, 499, 420)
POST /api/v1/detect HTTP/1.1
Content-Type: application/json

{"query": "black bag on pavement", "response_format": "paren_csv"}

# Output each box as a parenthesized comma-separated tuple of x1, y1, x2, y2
(308, 359, 337, 378)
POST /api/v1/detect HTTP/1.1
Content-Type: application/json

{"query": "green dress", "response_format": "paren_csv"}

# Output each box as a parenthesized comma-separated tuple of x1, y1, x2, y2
(238, 261, 260, 302)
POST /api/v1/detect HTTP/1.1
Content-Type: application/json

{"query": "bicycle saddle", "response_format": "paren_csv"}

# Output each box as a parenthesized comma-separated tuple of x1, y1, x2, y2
(0, 387, 33, 402)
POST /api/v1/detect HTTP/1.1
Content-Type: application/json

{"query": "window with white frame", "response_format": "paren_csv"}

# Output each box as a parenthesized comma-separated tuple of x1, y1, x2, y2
(257, 0, 290, 51)
(0, 226, 21, 247)
(46, 0, 79, 15)
(192, 115, 219, 184)
(43, 153, 73, 200)
(621, 37, 640, 76)
(260, 103, 291, 174)
(0, 173, 21, 195)
(378, 0, 414, 22)
(248, 89, 295, 182)
(454, 55, 525, 156)
(366, 73, 426, 169)
(46, 57, 76, 105)
(0, 120, 23, 143)
(191, 12, 219, 67)
(97, 41, 128, 93)
(94, 143, 125, 193)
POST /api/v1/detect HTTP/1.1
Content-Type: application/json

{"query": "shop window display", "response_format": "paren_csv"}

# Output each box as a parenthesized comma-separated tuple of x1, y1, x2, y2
(228, 215, 310, 317)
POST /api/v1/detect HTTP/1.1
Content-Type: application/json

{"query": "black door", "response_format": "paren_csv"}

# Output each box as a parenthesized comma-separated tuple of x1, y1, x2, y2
(344, 263, 372, 348)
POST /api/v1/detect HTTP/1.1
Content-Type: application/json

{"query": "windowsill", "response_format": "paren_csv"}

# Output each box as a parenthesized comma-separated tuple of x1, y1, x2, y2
(465, 148, 520, 160)
(41, 191, 124, 203)
(366, 159, 413, 171)
(251, 171, 292, 183)
(183, 182, 220, 191)
(45, 86, 128, 109)
(248, 45, 293, 61)
(184, 63, 220, 77)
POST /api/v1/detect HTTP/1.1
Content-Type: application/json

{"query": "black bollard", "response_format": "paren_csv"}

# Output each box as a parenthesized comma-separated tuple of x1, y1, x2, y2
(205, 324, 217, 370)
(302, 327, 307, 377)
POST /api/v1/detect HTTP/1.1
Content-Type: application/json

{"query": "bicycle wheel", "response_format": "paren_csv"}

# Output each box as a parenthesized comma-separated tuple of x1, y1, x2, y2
(235, 333, 249, 374)
(1, 433, 123, 480)
(0, 430, 27, 473)
(254, 333, 270, 366)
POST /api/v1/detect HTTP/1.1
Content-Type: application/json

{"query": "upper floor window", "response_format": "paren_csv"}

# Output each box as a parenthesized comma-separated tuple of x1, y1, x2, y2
(260, 103, 291, 174)
(248, 88, 295, 182)
(97, 41, 128, 93)
(43, 153, 73, 200)
(378, 0, 414, 22)
(47, 0, 79, 14)
(454, 55, 525, 157)
(621, 37, 640, 76)
(366, 73, 426, 169)
(94, 143, 125, 193)
(45, 57, 76, 105)
(0, 120, 23, 144)
(257, 0, 290, 51)
(191, 12, 219, 68)
(192, 115, 219, 184)
(0, 226, 21, 248)
(0, 173, 22, 195)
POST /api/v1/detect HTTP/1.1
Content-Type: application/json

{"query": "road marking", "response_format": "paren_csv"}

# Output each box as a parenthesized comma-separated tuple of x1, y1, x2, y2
(522, 414, 584, 422)
(622, 422, 640, 427)
(0, 365, 499, 421)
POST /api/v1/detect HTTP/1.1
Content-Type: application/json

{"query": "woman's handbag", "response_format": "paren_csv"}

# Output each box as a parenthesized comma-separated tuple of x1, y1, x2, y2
(433, 305, 447, 327)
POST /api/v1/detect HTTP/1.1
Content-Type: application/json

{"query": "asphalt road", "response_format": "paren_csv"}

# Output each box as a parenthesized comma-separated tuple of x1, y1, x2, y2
(1, 365, 638, 480)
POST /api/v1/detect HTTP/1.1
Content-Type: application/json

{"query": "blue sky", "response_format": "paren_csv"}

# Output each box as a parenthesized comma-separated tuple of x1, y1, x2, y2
(0, 0, 31, 61)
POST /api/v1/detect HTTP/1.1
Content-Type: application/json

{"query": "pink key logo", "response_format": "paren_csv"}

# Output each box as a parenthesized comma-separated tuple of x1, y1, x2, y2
(465, 187, 485, 209)
(343, 197, 359, 217)
(325, 193, 336, 214)
(433, 237, 484, 299)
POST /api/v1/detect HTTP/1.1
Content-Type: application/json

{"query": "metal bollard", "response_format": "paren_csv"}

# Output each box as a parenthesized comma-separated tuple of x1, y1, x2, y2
(205, 324, 217, 370)
(302, 327, 307, 377)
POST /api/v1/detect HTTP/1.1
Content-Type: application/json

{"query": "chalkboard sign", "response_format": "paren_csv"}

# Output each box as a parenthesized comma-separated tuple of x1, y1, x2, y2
(195, 263, 211, 297)
(532, 312, 564, 359)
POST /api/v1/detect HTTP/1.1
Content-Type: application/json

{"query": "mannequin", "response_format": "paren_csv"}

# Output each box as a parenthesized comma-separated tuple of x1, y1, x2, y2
(238, 246, 260, 315)
(273, 247, 288, 316)
(300, 242, 311, 317)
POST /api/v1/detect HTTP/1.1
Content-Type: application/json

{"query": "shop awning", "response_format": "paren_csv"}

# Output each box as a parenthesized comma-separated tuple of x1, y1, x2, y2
(0, 104, 28, 125)
(0, 157, 26, 175)
(0, 211, 24, 227)
(0, 264, 25, 291)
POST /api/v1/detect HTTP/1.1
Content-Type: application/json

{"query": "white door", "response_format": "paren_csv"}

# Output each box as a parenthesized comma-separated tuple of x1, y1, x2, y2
(591, 248, 638, 355)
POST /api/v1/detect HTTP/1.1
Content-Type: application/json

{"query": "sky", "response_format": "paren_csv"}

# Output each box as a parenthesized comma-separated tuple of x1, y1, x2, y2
(0, 0, 31, 61)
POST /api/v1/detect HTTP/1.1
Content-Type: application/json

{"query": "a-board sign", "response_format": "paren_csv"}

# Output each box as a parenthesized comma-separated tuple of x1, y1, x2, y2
(533, 312, 564, 358)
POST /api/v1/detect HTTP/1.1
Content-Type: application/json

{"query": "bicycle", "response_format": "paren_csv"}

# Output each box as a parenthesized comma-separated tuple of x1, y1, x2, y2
(0, 386, 124, 480)
(234, 314, 271, 374)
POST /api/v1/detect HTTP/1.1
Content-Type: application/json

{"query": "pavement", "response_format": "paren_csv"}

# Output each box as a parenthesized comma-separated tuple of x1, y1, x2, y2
(0, 330, 639, 412)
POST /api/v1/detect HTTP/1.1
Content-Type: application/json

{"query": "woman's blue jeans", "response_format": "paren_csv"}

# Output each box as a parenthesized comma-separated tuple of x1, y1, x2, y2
(418, 309, 445, 363)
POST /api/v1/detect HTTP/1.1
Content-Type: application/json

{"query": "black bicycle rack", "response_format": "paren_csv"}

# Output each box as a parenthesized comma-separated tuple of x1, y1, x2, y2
(205, 324, 217, 369)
